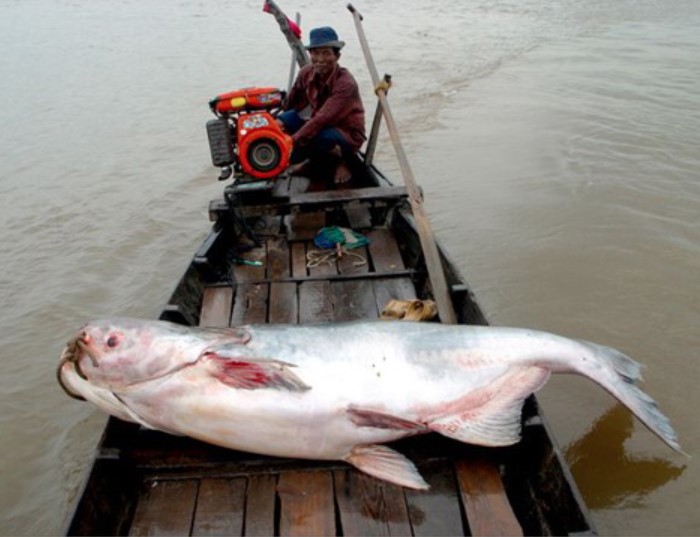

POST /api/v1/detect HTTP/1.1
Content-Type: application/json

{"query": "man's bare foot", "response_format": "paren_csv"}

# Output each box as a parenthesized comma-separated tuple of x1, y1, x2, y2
(334, 162, 352, 185)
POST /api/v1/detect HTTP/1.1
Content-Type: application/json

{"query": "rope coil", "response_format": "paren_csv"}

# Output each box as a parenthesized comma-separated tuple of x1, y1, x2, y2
(306, 246, 367, 269)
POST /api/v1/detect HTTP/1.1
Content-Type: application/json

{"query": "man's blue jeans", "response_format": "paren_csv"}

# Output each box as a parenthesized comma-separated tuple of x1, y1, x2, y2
(278, 110, 352, 164)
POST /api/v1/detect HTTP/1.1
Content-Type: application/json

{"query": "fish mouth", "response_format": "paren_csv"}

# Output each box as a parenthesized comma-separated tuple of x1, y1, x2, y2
(56, 331, 100, 401)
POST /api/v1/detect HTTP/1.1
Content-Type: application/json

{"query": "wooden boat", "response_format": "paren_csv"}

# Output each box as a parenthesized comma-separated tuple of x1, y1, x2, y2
(63, 154, 596, 535)
(62, 3, 598, 532)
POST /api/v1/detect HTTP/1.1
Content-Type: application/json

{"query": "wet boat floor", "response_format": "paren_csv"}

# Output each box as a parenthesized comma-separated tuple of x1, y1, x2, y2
(202, 224, 417, 328)
(127, 212, 523, 536)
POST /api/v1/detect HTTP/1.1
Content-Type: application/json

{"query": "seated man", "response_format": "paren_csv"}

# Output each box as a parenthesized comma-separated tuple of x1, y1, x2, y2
(277, 26, 366, 185)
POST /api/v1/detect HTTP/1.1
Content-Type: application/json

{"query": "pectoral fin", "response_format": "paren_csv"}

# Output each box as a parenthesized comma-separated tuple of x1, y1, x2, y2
(111, 393, 184, 436)
(345, 444, 429, 490)
(202, 353, 311, 392)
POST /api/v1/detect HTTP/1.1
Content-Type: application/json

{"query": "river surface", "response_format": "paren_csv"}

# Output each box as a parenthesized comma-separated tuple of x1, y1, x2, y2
(1, 0, 698, 534)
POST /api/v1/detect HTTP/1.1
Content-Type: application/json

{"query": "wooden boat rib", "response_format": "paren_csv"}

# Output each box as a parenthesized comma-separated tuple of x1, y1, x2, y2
(64, 159, 596, 536)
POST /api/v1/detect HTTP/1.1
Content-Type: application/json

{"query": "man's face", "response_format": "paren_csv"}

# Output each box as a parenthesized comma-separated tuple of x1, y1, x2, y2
(310, 47, 338, 77)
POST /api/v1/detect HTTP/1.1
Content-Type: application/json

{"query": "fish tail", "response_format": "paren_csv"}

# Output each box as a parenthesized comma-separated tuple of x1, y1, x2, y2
(577, 340, 683, 454)
(585, 341, 643, 383)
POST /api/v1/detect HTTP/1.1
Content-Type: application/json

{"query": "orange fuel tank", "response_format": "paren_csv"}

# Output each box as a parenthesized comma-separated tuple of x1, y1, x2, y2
(211, 87, 285, 114)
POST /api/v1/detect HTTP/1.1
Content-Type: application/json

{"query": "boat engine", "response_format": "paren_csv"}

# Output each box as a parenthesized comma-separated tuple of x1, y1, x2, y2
(206, 86, 293, 182)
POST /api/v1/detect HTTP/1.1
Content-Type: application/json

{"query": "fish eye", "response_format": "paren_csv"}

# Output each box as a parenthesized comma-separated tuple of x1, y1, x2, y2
(106, 333, 121, 348)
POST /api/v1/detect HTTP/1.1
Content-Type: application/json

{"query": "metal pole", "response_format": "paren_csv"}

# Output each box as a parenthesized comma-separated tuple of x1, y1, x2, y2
(287, 12, 301, 93)
(264, 0, 309, 68)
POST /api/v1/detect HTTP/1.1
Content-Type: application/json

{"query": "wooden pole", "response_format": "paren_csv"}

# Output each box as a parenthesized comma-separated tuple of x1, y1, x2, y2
(364, 73, 391, 166)
(347, 4, 457, 324)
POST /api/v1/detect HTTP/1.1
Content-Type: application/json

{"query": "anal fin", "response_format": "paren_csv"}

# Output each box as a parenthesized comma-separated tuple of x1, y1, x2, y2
(427, 367, 550, 446)
(345, 444, 429, 490)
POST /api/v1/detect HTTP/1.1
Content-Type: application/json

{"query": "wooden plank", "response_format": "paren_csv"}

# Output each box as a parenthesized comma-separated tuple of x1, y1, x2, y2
(192, 478, 246, 536)
(289, 185, 407, 205)
(337, 246, 370, 276)
(298, 281, 333, 323)
(212, 187, 407, 216)
(254, 215, 284, 237)
(405, 460, 464, 536)
(366, 228, 405, 272)
(231, 283, 269, 325)
(290, 242, 308, 279)
(331, 280, 378, 321)
(288, 175, 311, 195)
(345, 205, 373, 229)
(278, 471, 335, 536)
(129, 479, 198, 536)
(272, 175, 291, 197)
(455, 459, 523, 537)
(267, 237, 290, 280)
(202, 270, 415, 286)
(334, 470, 412, 537)
(232, 245, 266, 283)
(285, 211, 326, 241)
(199, 286, 234, 328)
(194, 227, 224, 262)
(245, 475, 277, 537)
(373, 277, 417, 317)
(269, 282, 298, 324)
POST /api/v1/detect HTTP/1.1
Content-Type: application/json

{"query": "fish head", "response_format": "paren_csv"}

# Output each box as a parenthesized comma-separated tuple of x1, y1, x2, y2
(58, 318, 201, 396)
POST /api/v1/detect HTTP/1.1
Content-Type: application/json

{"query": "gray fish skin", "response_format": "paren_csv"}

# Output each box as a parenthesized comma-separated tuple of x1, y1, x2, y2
(57, 318, 682, 489)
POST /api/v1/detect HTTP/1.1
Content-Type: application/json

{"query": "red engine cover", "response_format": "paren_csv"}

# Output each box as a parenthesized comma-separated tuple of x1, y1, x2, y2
(237, 112, 293, 179)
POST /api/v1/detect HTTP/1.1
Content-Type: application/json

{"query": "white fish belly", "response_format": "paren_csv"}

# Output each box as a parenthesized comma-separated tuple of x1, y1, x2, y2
(116, 364, 421, 460)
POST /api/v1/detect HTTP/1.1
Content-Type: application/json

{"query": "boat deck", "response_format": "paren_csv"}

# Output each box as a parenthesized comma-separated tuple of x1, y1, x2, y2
(126, 452, 520, 536)
(202, 226, 417, 327)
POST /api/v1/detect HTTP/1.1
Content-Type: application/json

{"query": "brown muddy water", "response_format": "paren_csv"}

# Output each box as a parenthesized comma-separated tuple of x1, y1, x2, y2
(0, 0, 698, 534)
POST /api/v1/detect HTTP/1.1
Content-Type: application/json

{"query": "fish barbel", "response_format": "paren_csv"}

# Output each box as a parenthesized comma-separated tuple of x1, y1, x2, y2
(57, 318, 681, 489)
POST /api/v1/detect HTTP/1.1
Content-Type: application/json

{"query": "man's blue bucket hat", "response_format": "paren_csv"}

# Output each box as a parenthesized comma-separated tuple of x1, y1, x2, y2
(306, 26, 345, 50)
